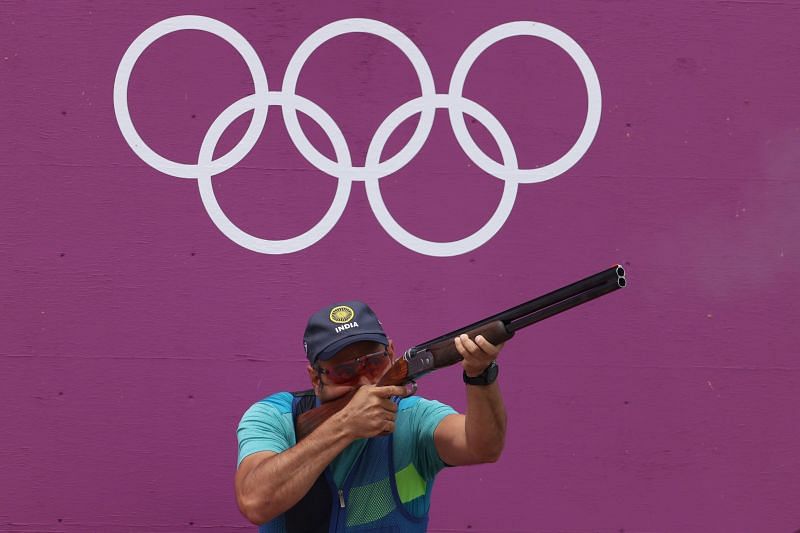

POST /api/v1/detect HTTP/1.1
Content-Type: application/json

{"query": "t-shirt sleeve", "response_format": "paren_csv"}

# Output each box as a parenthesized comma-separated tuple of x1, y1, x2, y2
(409, 398, 458, 478)
(236, 393, 295, 468)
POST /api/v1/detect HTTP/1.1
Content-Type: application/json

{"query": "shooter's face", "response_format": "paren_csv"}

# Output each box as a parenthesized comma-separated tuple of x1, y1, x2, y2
(307, 340, 394, 402)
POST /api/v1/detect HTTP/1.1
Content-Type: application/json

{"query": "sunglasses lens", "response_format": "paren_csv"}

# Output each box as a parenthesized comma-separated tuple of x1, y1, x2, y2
(325, 351, 387, 385)
(365, 353, 385, 369)
(328, 362, 358, 384)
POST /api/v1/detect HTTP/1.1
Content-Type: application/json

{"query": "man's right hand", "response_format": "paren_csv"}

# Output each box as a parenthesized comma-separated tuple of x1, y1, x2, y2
(336, 385, 407, 440)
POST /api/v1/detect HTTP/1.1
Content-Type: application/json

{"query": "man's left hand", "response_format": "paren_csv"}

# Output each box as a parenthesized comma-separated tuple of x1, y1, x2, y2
(454, 334, 504, 378)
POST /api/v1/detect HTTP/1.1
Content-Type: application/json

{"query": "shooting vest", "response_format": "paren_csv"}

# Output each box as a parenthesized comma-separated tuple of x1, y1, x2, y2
(258, 390, 429, 533)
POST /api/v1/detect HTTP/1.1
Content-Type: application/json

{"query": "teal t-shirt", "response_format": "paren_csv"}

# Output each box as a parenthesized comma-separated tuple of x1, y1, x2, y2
(236, 392, 457, 514)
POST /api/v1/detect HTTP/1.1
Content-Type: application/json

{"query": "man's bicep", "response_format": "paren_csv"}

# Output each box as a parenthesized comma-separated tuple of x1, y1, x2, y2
(236, 450, 277, 482)
(433, 413, 483, 467)
(238, 450, 277, 473)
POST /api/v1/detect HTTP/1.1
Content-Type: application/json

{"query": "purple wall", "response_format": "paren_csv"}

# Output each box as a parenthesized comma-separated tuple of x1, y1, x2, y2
(2, 1, 799, 532)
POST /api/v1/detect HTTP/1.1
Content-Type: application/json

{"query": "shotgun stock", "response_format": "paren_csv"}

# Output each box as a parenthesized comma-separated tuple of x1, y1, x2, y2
(295, 264, 627, 440)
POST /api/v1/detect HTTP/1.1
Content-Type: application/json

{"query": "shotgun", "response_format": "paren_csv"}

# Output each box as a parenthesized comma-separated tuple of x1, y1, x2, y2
(295, 264, 627, 440)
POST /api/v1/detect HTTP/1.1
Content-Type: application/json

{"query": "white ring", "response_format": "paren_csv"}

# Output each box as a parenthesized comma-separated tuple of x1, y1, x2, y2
(281, 18, 437, 181)
(449, 21, 601, 183)
(113, 15, 269, 179)
(197, 93, 352, 254)
(365, 95, 518, 257)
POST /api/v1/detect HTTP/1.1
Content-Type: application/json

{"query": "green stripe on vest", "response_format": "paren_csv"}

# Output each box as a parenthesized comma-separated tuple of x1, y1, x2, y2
(395, 463, 427, 503)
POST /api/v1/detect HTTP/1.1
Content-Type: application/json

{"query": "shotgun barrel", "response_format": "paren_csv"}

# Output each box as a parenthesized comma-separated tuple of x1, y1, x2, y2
(397, 264, 626, 380)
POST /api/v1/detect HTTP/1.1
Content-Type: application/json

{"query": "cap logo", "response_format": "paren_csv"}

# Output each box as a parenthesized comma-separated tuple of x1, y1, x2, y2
(329, 305, 355, 324)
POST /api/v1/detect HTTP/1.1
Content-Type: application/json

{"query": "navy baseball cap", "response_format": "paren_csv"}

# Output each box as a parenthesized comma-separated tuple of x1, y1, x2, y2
(303, 301, 388, 365)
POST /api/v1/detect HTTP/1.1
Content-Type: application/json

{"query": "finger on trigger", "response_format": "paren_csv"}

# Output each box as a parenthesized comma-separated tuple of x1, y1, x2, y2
(376, 385, 404, 398)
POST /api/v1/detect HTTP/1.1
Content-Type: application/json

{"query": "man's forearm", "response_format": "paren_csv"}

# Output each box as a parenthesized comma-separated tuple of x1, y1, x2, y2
(239, 413, 352, 524)
(464, 382, 507, 461)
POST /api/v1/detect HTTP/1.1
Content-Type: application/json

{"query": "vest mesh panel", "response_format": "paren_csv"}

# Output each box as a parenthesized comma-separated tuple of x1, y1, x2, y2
(345, 477, 396, 526)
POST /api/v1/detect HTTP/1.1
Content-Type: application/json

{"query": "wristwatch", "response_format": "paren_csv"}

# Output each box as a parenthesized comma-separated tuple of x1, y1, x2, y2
(463, 360, 499, 386)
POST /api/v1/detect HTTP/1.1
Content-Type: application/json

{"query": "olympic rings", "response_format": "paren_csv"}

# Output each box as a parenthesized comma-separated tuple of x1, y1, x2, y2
(114, 16, 601, 256)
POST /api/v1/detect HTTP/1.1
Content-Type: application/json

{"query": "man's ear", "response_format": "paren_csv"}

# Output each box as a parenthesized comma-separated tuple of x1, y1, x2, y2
(387, 339, 395, 358)
(307, 364, 321, 394)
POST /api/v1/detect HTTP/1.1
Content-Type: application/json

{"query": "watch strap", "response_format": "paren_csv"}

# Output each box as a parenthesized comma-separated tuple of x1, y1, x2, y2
(463, 360, 498, 386)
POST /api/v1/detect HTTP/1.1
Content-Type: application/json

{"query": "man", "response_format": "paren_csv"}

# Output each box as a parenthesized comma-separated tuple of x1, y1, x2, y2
(235, 301, 506, 532)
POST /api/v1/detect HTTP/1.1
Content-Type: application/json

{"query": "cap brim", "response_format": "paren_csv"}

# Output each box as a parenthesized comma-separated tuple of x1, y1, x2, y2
(315, 332, 388, 363)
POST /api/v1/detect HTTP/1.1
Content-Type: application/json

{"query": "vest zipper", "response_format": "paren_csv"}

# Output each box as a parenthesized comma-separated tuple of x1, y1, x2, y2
(333, 440, 370, 530)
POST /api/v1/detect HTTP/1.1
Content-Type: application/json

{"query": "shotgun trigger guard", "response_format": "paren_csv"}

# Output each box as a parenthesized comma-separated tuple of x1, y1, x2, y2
(403, 349, 436, 379)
